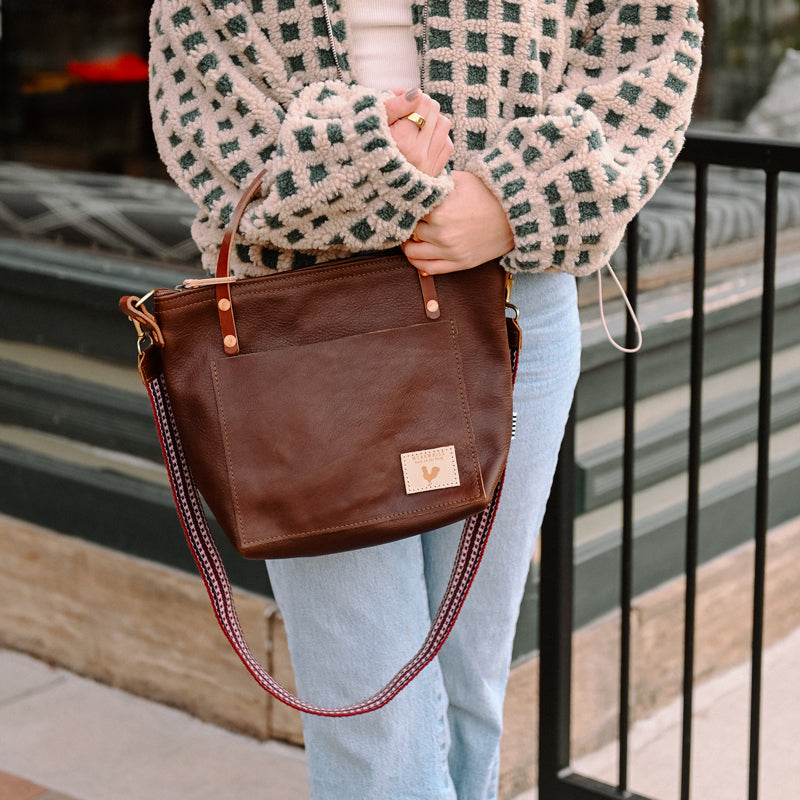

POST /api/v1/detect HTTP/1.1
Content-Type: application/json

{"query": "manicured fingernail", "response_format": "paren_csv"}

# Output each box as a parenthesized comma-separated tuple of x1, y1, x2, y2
(405, 87, 420, 100)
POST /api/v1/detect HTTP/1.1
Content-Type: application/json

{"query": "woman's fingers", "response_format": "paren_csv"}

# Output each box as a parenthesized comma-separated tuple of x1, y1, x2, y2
(401, 239, 462, 274)
(399, 94, 440, 145)
(391, 104, 451, 175)
(384, 88, 423, 125)
(401, 223, 447, 271)
(402, 172, 514, 273)
(385, 91, 452, 176)
(429, 116, 454, 174)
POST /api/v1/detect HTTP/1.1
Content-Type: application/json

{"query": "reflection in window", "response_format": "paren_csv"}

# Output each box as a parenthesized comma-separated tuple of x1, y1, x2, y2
(0, 0, 164, 177)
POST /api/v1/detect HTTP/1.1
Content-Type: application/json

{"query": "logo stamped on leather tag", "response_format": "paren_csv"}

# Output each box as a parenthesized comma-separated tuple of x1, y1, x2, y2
(401, 446, 460, 495)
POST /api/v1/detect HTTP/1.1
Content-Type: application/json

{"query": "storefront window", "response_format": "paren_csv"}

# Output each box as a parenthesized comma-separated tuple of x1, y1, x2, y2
(0, 1, 799, 179)
(0, 0, 165, 177)
(696, 0, 800, 122)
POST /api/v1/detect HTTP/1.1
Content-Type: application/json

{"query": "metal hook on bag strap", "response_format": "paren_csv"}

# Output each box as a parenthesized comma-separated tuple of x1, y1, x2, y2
(120, 291, 165, 350)
(119, 291, 165, 385)
(504, 272, 523, 350)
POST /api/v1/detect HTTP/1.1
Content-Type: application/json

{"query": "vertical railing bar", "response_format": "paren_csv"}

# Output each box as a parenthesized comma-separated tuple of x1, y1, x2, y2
(618, 216, 640, 791)
(748, 169, 779, 800)
(534, 134, 792, 800)
(539, 405, 578, 797)
(680, 161, 708, 800)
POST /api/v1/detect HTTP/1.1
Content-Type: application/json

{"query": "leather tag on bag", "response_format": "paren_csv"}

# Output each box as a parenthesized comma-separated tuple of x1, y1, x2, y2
(401, 446, 461, 495)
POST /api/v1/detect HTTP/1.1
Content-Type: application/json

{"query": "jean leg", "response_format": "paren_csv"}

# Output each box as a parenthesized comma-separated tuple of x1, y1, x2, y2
(265, 271, 579, 800)
(421, 271, 581, 800)
(266, 536, 457, 800)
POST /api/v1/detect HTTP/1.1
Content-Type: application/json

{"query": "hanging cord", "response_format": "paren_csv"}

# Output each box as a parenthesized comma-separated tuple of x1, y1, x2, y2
(597, 263, 643, 354)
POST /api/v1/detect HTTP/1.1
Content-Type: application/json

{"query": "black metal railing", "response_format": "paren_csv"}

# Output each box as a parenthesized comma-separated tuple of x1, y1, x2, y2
(538, 130, 800, 800)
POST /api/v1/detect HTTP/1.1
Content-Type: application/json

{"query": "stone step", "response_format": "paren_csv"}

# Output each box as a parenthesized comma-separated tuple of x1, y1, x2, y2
(575, 343, 800, 512)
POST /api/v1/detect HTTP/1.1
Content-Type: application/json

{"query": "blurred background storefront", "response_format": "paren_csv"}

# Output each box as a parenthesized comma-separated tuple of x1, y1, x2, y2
(0, 0, 159, 177)
(1, 1, 800, 178)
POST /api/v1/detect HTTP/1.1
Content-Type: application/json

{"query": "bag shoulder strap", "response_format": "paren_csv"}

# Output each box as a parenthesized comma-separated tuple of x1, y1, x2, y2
(122, 172, 521, 716)
(144, 363, 515, 716)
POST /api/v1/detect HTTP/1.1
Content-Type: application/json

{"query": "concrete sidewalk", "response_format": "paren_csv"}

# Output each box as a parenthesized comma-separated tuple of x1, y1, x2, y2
(0, 648, 532, 800)
(0, 648, 308, 800)
(2, 627, 798, 800)
(571, 624, 800, 800)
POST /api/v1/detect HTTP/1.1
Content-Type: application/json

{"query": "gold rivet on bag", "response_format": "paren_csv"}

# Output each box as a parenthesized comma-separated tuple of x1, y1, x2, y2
(218, 298, 231, 312)
(426, 300, 439, 314)
(224, 335, 237, 349)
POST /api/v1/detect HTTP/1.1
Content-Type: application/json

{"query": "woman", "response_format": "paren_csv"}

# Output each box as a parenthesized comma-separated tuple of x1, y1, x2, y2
(149, 1, 702, 797)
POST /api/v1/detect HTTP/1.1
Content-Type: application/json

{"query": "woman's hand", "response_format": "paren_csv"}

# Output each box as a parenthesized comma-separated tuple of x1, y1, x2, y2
(384, 89, 453, 177)
(401, 171, 514, 274)
(383, 95, 510, 273)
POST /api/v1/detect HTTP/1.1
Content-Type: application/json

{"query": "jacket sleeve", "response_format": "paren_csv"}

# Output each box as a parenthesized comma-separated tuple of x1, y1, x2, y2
(467, 0, 703, 276)
(148, 0, 452, 273)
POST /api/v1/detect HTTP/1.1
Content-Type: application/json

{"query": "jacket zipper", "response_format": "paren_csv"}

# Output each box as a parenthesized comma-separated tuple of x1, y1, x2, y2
(320, 0, 345, 81)
(320, 0, 428, 89)
(419, 1, 428, 90)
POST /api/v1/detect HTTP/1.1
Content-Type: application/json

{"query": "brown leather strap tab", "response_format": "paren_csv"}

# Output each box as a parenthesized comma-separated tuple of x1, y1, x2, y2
(120, 295, 166, 385)
(505, 315, 522, 352)
(417, 271, 441, 320)
(119, 295, 166, 348)
(216, 170, 268, 355)
(216, 173, 441, 352)
(137, 346, 163, 385)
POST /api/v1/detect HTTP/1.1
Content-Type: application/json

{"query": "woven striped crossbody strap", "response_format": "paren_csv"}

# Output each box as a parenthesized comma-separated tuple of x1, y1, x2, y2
(140, 342, 518, 717)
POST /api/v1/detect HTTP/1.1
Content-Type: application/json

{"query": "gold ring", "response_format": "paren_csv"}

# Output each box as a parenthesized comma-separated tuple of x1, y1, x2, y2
(410, 231, 422, 243)
(404, 111, 426, 131)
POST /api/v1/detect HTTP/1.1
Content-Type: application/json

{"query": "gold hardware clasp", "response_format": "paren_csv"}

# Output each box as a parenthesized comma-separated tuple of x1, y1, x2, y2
(504, 273, 522, 349)
(504, 272, 514, 306)
(131, 290, 155, 353)
(120, 291, 165, 385)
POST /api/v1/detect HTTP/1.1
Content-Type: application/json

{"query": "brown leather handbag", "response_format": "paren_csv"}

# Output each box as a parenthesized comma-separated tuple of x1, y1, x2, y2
(121, 172, 521, 716)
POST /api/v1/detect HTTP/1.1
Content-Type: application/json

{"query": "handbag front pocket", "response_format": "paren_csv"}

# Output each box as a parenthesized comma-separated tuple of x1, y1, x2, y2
(211, 320, 486, 558)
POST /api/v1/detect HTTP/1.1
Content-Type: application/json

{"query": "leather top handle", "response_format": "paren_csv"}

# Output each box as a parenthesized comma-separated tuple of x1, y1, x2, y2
(216, 170, 268, 355)
(214, 172, 440, 356)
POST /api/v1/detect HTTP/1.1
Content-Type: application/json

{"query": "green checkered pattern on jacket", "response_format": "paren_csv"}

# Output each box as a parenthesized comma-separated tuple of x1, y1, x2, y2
(149, 0, 702, 277)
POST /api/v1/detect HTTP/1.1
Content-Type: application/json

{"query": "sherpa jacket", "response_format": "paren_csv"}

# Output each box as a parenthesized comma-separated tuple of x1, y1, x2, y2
(149, 0, 703, 277)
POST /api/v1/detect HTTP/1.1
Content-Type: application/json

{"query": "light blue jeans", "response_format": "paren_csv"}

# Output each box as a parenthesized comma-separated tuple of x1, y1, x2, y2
(266, 270, 581, 800)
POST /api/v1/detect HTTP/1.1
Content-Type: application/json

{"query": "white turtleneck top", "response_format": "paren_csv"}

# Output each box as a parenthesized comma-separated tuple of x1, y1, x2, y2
(340, 0, 420, 91)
